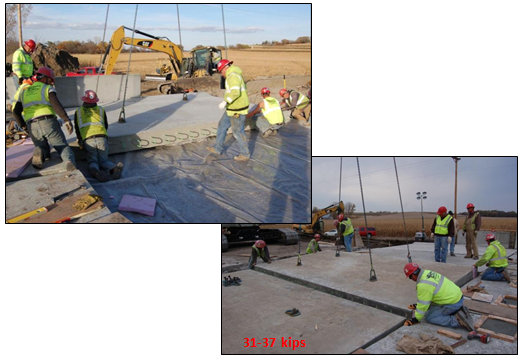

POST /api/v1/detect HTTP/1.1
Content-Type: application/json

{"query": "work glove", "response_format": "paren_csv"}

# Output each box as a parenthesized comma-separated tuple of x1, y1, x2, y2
(407, 303, 417, 310)
(430, 233, 434, 240)
(447, 236, 452, 244)
(218, 101, 227, 109)
(65, 120, 73, 135)
(78, 141, 84, 151)
(403, 317, 419, 326)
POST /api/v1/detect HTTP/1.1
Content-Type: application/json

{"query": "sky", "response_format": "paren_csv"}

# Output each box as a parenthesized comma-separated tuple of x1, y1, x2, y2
(313, 157, 518, 213)
(21, 4, 311, 49)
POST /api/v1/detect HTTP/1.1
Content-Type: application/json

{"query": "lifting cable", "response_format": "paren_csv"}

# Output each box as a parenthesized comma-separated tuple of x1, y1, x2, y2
(95, 4, 110, 94)
(336, 157, 343, 257)
(393, 157, 412, 263)
(221, 4, 228, 59)
(356, 157, 377, 282)
(118, 4, 139, 124)
(176, 5, 182, 47)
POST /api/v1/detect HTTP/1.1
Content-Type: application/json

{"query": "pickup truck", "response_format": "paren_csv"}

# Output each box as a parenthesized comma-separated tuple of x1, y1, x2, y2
(66, 67, 111, 77)
(355, 226, 377, 239)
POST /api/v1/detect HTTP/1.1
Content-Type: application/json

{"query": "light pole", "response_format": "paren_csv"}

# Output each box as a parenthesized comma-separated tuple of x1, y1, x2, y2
(416, 191, 427, 238)
(451, 157, 461, 218)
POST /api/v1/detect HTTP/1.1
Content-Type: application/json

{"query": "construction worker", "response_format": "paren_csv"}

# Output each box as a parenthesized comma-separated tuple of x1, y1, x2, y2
(246, 87, 284, 137)
(338, 213, 354, 252)
(8, 76, 35, 131)
(12, 39, 36, 84)
(403, 263, 474, 330)
(279, 88, 311, 127)
(306, 234, 322, 254)
(448, 211, 458, 257)
(12, 67, 76, 171)
(207, 59, 250, 161)
(248, 240, 271, 269)
(462, 203, 481, 260)
(430, 206, 455, 263)
(473, 233, 511, 283)
(74, 90, 124, 182)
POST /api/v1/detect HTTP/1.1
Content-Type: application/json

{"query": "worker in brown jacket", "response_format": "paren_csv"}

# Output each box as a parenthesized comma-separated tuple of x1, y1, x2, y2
(462, 203, 481, 259)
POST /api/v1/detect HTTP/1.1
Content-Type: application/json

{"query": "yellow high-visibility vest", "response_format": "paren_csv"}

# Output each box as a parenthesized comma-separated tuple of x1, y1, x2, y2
(21, 82, 56, 121)
(435, 214, 452, 235)
(261, 97, 284, 124)
(75, 106, 107, 140)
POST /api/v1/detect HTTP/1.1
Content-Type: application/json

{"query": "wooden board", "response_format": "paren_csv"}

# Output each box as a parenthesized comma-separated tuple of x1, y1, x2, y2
(471, 292, 493, 303)
(464, 299, 518, 321)
(22, 194, 105, 223)
(494, 294, 517, 309)
(6, 138, 34, 178)
(450, 339, 467, 349)
(351, 348, 370, 354)
(437, 329, 462, 340)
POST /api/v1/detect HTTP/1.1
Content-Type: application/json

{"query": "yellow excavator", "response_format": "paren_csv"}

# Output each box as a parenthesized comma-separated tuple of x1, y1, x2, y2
(102, 26, 223, 94)
(293, 201, 345, 237)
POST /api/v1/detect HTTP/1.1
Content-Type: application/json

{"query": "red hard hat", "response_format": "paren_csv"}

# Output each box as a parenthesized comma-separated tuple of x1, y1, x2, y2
(279, 88, 288, 97)
(36, 67, 55, 81)
(261, 87, 270, 95)
(337, 213, 344, 222)
(314, 234, 321, 241)
(485, 233, 495, 241)
(467, 203, 475, 209)
(437, 206, 447, 215)
(255, 240, 266, 248)
(217, 59, 233, 73)
(333, 220, 339, 227)
(24, 39, 36, 51)
(81, 90, 99, 104)
(404, 262, 419, 278)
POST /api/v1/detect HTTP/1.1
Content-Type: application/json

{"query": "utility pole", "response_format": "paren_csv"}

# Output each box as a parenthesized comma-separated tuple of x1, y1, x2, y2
(18, 4, 23, 47)
(451, 157, 461, 218)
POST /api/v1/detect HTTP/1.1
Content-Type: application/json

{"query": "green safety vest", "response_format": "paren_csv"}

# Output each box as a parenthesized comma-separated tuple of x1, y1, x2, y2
(477, 240, 508, 268)
(435, 214, 452, 236)
(13, 83, 32, 118)
(341, 218, 354, 236)
(224, 65, 249, 116)
(414, 269, 462, 321)
(306, 239, 319, 254)
(75, 106, 107, 140)
(21, 81, 56, 122)
(285, 90, 310, 110)
(463, 212, 480, 231)
(253, 244, 265, 258)
(12, 47, 33, 78)
(261, 97, 284, 124)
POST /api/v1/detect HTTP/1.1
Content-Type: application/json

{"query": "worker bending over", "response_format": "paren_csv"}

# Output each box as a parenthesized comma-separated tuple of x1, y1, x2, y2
(403, 263, 474, 330)
(248, 240, 271, 269)
(246, 87, 285, 137)
(473, 233, 512, 283)
(279, 88, 311, 127)
(430, 206, 455, 263)
(306, 234, 322, 254)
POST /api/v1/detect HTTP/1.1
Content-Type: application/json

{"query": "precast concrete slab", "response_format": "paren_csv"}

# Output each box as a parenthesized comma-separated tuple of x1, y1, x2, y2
(255, 251, 472, 318)
(221, 270, 404, 354)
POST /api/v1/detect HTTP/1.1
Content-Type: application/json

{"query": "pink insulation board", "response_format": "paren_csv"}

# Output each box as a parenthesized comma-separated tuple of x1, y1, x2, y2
(118, 195, 156, 216)
(6, 138, 34, 178)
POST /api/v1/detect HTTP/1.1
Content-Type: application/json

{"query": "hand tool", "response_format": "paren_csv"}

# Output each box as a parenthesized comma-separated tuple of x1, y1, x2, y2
(467, 331, 491, 344)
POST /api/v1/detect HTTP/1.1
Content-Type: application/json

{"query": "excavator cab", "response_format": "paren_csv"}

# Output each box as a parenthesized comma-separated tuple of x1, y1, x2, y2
(186, 47, 222, 78)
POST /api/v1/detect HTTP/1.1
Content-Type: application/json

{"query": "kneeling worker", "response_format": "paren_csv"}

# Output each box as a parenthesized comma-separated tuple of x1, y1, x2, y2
(403, 263, 474, 330)
(246, 87, 284, 137)
(473, 233, 511, 283)
(248, 240, 271, 269)
(306, 234, 322, 254)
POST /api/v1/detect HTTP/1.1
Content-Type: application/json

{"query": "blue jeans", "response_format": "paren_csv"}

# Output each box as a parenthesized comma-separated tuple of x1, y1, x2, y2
(448, 236, 455, 254)
(213, 112, 250, 157)
(27, 116, 75, 165)
(344, 233, 354, 252)
(434, 235, 448, 263)
(84, 136, 116, 172)
(481, 267, 506, 281)
(424, 296, 463, 328)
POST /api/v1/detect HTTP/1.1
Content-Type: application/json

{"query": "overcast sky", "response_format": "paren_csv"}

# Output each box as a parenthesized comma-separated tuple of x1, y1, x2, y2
(313, 157, 517, 213)
(22, 4, 311, 49)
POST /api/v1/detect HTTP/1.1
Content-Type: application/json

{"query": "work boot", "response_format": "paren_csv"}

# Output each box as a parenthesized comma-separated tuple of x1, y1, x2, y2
(110, 162, 124, 180)
(206, 146, 220, 155)
(302, 121, 311, 127)
(450, 253, 456, 256)
(472, 256, 479, 260)
(464, 255, 472, 259)
(502, 269, 512, 283)
(233, 155, 250, 162)
(32, 147, 44, 169)
(65, 161, 76, 172)
(262, 130, 272, 138)
(269, 129, 278, 136)
(455, 308, 475, 331)
(90, 167, 110, 183)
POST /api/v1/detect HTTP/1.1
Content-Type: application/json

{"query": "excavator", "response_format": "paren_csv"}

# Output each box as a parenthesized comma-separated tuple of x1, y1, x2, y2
(293, 201, 345, 239)
(102, 26, 223, 94)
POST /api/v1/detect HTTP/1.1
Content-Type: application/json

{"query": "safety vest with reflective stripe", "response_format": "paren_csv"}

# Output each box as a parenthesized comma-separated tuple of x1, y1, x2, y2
(12, 47, 33, 78)
(261, 97, 284, 124)
(21, 81, 56, 121)
(463, 212, 480, 231)
(252, 244, 265, 258)
(477, 240, 508, 268)
(414, 269, 462, 321)
(435, 214, 452, 236)
(306, 239, 319, 254)
(341, 218, 354, 236)
(224, 65, 249, 116)
(285, 90, 310, 110)
(75, 106, 107, 140)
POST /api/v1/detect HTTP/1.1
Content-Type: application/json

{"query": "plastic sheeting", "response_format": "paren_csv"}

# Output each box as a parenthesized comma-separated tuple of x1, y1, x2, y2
(89, 121, 311, 223)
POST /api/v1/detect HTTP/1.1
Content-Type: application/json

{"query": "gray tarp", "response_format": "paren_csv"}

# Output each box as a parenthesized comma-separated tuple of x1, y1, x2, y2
(90, 121, 311, 223)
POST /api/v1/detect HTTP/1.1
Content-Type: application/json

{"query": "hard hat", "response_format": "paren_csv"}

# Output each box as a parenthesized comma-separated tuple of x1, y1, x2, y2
(485, 233, 495, 241)
(337, 213, 344, 222)
(36, 67, 55, 81)
(255, 240, 266, 248)
(261, 87, 270, 95)
(81, 90, 99, 103)
(217, 59, 233, 73)
(279, 88, 288, 97)
(467, 203, 475, 209)
(314, 234, 321, 241)
(333, 220, 339, 227)
(24, 39, 36, 51)
(437, 206, 447, 215)
(404, 262, 419, 278)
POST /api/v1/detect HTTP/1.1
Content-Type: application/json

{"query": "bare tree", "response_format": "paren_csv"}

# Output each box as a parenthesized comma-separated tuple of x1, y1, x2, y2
(345, 201, 356, 216)
(5, 4, 33, 42)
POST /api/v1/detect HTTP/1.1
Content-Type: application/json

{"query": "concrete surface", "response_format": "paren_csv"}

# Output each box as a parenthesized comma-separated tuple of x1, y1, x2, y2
(221, 270, 404, 354)
(89, 212, 133, 223)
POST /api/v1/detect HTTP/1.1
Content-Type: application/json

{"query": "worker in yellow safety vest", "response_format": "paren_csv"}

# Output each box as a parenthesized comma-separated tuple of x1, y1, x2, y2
(246, 87, 285, 138)
(279, 88, 311, 127)
(12, 39, 36, 84)
(473, 233, 512, 283)
(338, 213, 355, 252)
(430, 206, 455, 263)
(306, 234, 322, 254)
(8, 76, 35, 131)
(403, 263, 474, 330)
(74, 90, 124, 183)
(12, 67, 76, 171)
(248, 240, 271, 269)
